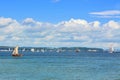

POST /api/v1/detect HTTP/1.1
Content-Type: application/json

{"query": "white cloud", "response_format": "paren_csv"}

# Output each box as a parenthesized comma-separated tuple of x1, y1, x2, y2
(0, 17, 120, 48)
(45, 35, 54, 40)
(103, 20, 120, 29)
(23, 18, 35, 23)
(89, 10, 120, 18)
(0, 36, 5, 41)
(73, 35, 90, 41)
(11, 36, 20, 41)
(89, 10, 120, 16)
(0, 17, 14, 27)
(57, 18, 90, 32)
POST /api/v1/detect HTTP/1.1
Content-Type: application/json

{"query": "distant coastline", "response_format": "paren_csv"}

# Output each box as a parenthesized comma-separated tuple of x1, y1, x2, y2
(0, 46, 104, 53)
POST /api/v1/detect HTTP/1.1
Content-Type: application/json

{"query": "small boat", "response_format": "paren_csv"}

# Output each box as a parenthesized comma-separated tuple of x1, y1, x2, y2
(31, 48, 35, 52)
(56, 49, 62, 53)
(75, 48, 80, 52)
(109, 46, 114, 53)
(12, 46, 22, 57)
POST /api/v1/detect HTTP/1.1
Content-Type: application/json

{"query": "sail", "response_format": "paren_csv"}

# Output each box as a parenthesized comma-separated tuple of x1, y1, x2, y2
(12, 46, 19, 55)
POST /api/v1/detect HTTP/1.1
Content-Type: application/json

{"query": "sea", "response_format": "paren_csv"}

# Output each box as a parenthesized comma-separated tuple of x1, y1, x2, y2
(0, 51, 120, 80)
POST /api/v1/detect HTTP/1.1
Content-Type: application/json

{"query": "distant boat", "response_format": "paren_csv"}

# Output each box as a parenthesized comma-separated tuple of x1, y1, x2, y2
(109, 46, 114, 53)
(31, 48, 35, 52)
(56, 49, 62, 53)
(8, 48, 11, 51)
(75, 48, 80, 52)
(22, 48, 25, 52)
(12, 46, 22, 57)
(41, 49, 45, 53)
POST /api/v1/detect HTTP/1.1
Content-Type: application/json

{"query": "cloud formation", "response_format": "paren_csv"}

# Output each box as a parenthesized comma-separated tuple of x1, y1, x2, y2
(0, 17, 120, 48)
(89, 10, 120, 18)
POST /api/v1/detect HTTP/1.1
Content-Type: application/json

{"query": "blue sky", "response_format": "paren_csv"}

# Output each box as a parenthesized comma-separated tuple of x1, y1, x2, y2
(0, 0, 120, 48)
(0, 0, 120, 23)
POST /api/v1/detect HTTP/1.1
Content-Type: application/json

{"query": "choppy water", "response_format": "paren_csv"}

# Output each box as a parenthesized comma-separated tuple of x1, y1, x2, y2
(0, 51, 120, 80)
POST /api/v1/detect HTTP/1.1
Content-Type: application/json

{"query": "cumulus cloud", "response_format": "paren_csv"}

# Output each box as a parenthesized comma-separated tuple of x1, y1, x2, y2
(0, 17, 14, 28)
(0, 36, 5, 41)
(57, 18, 90, 32)
(89, 10, 120, 18)
(0, 17, 120, 48)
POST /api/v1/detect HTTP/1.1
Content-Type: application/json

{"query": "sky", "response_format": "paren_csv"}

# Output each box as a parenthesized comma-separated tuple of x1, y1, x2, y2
(0, 0, 120, 49)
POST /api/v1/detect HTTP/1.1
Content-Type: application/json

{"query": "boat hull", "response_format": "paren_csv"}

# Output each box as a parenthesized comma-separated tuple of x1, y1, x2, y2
(12, 54, 22, 57)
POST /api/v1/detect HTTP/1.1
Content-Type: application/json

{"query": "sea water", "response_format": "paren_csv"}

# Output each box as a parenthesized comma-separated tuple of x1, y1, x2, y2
(0, 51, 120, 80)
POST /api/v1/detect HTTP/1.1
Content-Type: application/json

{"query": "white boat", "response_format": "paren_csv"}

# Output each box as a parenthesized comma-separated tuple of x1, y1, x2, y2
(22, 48, 25, 52)
(41, 49, 45, 53)
(8, 48, 11, 51)
(12, 46, 22, 57)
(56, 49, 62, 53)
(31, 48, 35, 52)
(109, 46, 114, 53)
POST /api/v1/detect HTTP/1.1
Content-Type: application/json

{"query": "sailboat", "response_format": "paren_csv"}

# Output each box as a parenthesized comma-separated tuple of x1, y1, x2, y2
(12, 46, 22, 57)
(109, 46, 114, 53)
